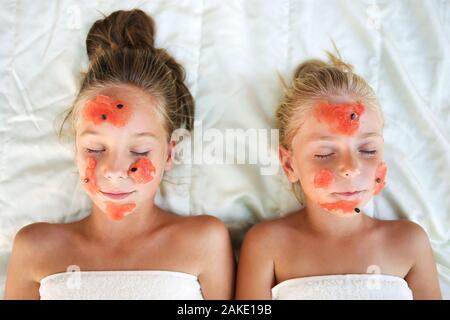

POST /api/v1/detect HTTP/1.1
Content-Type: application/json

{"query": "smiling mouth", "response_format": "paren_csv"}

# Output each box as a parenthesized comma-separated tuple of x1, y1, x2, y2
(333, 190, 364, 197)
(100, 191, 135, 200)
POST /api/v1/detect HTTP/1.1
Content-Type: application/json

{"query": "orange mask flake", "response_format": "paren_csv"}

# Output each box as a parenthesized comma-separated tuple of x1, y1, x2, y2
(314, 101, 365, 136)
(83, 157, 99, 193)
(105, 202, 137, 221)
(128, 158, 155, 184)
(82, 95, 132, 127)
(319, 200, 360, 214)
(314, 169, 334, 188)
(373, 162, 387, 195)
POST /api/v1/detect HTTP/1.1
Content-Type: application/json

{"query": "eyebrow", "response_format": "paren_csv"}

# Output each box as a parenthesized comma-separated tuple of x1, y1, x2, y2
(309, 132, 381, 141)
(80, 130, 158, 139)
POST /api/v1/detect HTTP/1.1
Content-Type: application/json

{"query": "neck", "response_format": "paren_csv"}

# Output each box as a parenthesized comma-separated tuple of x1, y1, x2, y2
(83, 198, 161, 244)
(302, 198, 369, 237)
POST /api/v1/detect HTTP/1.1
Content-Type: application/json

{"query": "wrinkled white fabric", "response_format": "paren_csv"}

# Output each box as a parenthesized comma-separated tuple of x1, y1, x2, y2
(0, 0, 449, 298)
(272, 274, 413, 300)
(39, 270, 204, 300)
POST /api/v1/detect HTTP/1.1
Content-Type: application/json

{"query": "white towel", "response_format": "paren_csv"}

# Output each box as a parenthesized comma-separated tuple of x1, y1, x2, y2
(271, 274, 413, 300)
(39, 270, 204, 300)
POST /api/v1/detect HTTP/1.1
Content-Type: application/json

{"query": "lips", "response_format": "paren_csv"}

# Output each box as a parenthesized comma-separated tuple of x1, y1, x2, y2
(335, 191, 361, 196)
(332, 190, 364, 199)
(100, 191, 134, 200)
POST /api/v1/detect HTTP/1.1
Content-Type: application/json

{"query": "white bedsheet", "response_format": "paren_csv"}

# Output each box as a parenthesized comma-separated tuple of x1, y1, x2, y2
(0, 0, 449, 299)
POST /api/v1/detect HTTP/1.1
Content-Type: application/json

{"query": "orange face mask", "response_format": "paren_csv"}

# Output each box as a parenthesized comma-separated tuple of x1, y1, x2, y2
(128, 158, 156, 184)
(373, 162, 387, 195)
(319, 200, 361, 214)
(105, 202, 137, 221)
(83, 95, 132, 127)
(314, 169, 334, 189)
(313, 168, 360, 214)
(313, 101, 365, 136)
(83, 157, 100, 194)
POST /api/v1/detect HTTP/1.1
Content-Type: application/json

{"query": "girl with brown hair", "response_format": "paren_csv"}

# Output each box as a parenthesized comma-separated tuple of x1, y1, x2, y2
(4, 9, 234, 300)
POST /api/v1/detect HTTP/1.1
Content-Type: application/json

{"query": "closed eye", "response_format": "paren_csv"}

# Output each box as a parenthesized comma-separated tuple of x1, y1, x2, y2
(86, 149, 150, 156)
(360, 150, 377, 155)
(86, 148, 104, 154)
(131, 151, 150, 156)
(314, 153, 335, 159)
(315, 150, 376, 159)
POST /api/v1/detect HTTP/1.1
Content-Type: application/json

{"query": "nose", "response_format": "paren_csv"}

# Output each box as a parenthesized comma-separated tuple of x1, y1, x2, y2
(338, 152, 360, 179)
(102, 154, 129, 180)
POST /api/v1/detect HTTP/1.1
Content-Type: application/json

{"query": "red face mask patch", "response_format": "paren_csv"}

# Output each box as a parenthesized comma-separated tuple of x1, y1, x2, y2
(83, 157, 100, 193)
(319, 200, 360, 214)
(128, 158, 156, 184)
(105, 202, 137, 221)
(314, 101, 365, 136)
(83, 95, 132, 127)
(314, 169, 334, 188)
(373, 162, 387, 195)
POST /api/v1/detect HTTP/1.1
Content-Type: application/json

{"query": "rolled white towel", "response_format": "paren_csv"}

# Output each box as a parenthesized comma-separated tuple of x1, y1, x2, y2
(271, 274, 413, 300)
(39, 270, 204, 300)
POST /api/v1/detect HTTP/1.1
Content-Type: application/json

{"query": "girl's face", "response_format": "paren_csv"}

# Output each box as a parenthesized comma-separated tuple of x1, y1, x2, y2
(75, 85, 173, 221)
(280, 98, 386, 216)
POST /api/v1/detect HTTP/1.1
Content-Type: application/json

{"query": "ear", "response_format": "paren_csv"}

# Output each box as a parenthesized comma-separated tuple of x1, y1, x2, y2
(279, 145, 300, 183)
(164, 139, 176, 171)
(73, 142, 78, 166)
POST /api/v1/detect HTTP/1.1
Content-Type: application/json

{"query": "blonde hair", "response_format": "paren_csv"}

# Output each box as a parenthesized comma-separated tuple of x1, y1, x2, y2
(58, 9, 194, 142)
(276, 50, 384, 203)
(276, 51, 383, 149)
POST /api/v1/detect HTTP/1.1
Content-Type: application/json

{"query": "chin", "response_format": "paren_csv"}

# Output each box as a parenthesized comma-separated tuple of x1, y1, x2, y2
(325, 209, 361, 217)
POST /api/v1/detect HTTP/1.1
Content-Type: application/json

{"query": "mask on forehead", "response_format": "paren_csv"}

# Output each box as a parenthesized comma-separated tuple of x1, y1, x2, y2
(313, 100, 365, 136)
(82, 95, 132, 127)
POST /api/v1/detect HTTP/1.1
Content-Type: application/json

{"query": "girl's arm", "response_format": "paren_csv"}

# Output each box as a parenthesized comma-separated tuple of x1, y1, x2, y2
(197, 217, 235, 299)
(4, 225, 41, 299)
(404, 222, 442, 299)
(235, 224, 275, 299)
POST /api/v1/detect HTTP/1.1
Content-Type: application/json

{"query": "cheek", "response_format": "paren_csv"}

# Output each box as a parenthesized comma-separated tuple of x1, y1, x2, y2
(373, 162, 388, 195)
(314, 101, 365, 136)
(313, 169, 334, 189)
(308, 167, 361, 215)
(104, 202, 137, 221)
(82, 95, 132, 127)
(82, 157, 100, 193)
(128, 158, 156, 184)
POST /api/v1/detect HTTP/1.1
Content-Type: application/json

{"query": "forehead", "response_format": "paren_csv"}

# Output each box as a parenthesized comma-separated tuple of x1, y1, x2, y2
(76, 85, 165, 135)
(296, 100, 383, 142)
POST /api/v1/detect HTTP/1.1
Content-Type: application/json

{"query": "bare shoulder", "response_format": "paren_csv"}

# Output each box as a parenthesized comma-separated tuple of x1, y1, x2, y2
(10, 222, 75, 279)
(13, 222, 70, 252)
(377, 219, 429, 242)
(241, 212, 300, 253)
(247, 212, 301, 239)
(180, 214, 229, 241)
(162, 212, 231, 247)
(376, 219, 441, 298)
(15, 221, 77, 253)
(375, 219, 431, 254)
